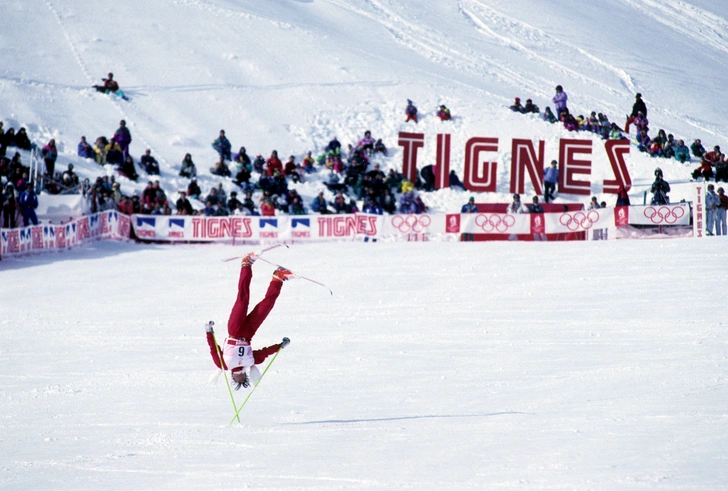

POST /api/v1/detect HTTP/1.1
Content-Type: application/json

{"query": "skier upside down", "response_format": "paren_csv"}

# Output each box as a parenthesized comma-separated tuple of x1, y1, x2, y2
(206, 253, 292, 390)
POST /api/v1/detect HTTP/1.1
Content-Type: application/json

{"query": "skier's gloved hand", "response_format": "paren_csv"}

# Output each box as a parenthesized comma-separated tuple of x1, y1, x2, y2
(205, 321, 215, 333)
(280, 337, 290, 349)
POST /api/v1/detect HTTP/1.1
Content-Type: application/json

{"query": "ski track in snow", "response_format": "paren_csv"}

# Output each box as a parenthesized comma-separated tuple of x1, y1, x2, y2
(620, 0, 728, 55)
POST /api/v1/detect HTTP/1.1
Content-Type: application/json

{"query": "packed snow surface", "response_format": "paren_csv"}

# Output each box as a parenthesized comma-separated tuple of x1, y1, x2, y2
(2, 240, 728, 489)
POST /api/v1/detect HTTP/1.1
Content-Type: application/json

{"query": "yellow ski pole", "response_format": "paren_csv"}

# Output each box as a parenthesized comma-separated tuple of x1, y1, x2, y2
(229, 347, 283, 425)
(209, 322, 241, 424)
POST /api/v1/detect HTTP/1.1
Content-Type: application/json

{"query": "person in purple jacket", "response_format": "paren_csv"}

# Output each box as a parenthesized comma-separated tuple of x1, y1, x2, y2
(552, 85, 568, 118)
(77, 136, 95, 159)
(113, 119, 132, 160)
(543, 160, 559, 203)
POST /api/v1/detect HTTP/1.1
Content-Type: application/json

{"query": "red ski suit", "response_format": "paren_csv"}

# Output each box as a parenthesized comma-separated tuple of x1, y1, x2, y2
(207, 266, 282, 370)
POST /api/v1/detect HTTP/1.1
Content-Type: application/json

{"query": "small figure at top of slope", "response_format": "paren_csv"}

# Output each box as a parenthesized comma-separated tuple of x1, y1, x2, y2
(93, 72, 128, 100)
(405, 99, 418, 123)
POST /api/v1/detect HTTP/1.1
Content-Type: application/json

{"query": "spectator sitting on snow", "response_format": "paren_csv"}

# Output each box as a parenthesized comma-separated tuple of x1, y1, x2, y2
(674, 140, 690, 163)
(105, 137, 124, 166)
(637, 129, 651, 152)
(233, 146, 251, 171)
(609, 123, 625, 140)
(449, 170, 466, 191)
(211, 130, 232, 161)
(561, 112, 578, 132)
(523, 98, 539, 114)
(260, 198, 276, 216)
(663, 134, 677, 159)
(302, 151, 315, 173)
(413, 196, 428, 214)
(651, 168, 670, 205)
(437, 105, 451, 121)
(251, 154, 265, 174)
(241, 190, 258, 215)
(187, 177, 202, 200)
(77, 136, 94, 159)
(510, 97, 524, 113)
(140, 148, 160, 175)
(310, 191, 330, 214)
(691, 139, 706, 158)
(715, 155, 728, 183)
(398, 191, 416, 213)
(543, 106, 557, 124)
(704, 146, 723, 166)
(362, 197, 383, 215)
(117, 154, 139, 181)
(405, 99, 418, 123)
(176, 190, 194, 215)
(284, 155, 297, 178)
(691, 156, 714, 181)
(598, 113, 612, 139)
(93, 72, 119, 93)
(93, 136, 109, 165)
(266, 150, 284, 177)
(633, 112, 649, 135)
(210, 156, 231, 177)
(14, 128, 32, 151)
(204, 187, 220, 207)
(179, 153, 197, 178)
(227, 191, 242, 212)
(357, 130, 376, 155)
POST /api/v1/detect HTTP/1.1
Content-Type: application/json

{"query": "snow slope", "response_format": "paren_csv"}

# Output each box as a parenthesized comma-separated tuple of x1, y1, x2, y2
(2, 241, 728, 489)
(2, 0, 728, 211)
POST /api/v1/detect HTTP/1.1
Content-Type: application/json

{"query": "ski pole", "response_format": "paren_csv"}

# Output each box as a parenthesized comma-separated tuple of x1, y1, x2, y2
(255, 256, 333, 295)
(210, 324, 241, 424)
(222, 243, 288, 262)
(229, 347, 282, 425)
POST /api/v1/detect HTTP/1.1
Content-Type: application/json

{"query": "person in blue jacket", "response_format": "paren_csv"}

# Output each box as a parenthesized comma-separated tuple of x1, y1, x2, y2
(543, 160, 559, 203)
(461, 196, 478, 213)
(212, 129, 232, 161)
(19, 182, 39, 226)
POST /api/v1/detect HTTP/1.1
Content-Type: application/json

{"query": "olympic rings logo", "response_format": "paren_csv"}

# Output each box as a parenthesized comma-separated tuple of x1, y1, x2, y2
(644, 206, 685, 224)
(474, 213, 515, 232)
(559, 211, 600, 231)
(391, 214, 431, 233)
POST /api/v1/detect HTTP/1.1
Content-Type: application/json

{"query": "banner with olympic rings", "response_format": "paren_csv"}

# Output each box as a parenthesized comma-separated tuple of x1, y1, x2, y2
(626, 203, 690, 226)
(544, 208, 613, 234)
(383, 213, 448, 238)
(460, 213, 531, 235)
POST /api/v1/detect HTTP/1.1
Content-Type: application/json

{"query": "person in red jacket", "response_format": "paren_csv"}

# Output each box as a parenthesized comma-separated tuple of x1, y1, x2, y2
(206, 253, 293, 390)
(266, 150, 284, 177)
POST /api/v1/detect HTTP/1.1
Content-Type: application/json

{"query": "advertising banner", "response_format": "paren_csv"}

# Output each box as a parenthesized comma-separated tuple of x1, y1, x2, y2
(1, 211, 130, 257)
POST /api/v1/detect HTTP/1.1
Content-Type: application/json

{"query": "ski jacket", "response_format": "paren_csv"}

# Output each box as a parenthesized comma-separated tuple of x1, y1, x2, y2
(552, 91, 568, 113)
(706, 190, 720, 211)
(631, 99, 647, 117)
(206, 332, 279, 371)
(544, 166, 559, 184)
(114, 127, 132, 147)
